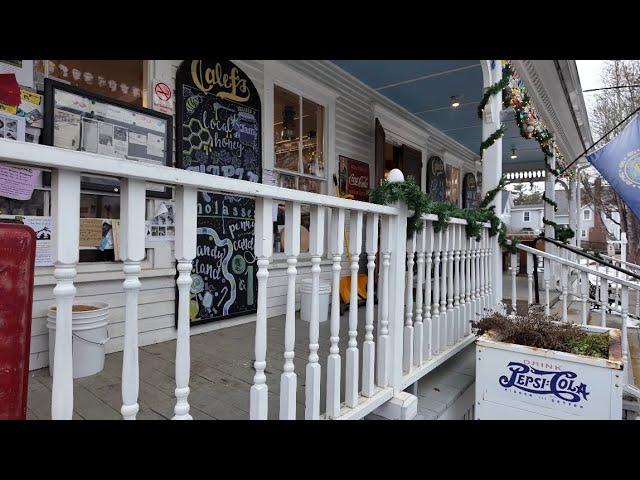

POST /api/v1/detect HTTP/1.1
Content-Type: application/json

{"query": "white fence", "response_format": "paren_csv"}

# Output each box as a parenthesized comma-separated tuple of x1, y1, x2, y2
(0, 139, 499, 420)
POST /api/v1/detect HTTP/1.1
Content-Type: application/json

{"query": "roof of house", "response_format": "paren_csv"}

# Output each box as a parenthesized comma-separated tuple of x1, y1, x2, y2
(509, 190, 592, 215)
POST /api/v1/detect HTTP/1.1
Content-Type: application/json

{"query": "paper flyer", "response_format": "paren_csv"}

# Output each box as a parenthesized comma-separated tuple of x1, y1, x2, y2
(22, 215, 53, 266)
(146, 199, 175, 242)
(0, 110, 26, 142)
(0, 163, 41, 200)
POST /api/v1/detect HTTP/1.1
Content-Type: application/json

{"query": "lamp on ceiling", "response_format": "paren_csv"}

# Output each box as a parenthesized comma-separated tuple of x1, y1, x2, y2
(450, 95, 461, 108)
(510, 148, 518, 159)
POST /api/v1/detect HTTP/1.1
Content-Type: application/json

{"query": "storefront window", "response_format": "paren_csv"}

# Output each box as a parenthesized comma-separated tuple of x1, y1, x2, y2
(273, 85, 325, 190)
(0, 189, 47, 216)
(34, 60, 145, 107)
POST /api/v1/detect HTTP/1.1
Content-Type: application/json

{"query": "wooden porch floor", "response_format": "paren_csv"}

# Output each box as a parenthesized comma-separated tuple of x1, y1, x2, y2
(27, 306, 384, 420)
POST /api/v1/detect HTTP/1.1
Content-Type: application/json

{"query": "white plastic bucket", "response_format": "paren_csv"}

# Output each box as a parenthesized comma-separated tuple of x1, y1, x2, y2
(300, 279, 331, 323)
(47, 302, 110, 379)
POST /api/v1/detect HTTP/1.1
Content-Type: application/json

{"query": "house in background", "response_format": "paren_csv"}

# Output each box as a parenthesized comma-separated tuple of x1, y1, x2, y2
(506, 190, 594, 240)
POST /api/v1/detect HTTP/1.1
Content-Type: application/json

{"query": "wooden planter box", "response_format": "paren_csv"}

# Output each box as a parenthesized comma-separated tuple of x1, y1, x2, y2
(475, 326, 624, 420)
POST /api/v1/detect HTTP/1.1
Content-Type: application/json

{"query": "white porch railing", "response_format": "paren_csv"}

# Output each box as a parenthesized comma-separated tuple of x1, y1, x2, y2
(509, 240, 640, 386)
(1, 138, 502, 419)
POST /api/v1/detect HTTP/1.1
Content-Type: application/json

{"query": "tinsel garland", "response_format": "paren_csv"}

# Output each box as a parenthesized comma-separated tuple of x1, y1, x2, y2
(480, 124, 506, 158)
(478, 64, 512, 119)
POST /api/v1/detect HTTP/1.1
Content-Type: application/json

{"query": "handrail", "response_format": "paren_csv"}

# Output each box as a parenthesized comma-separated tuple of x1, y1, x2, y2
(510, 241, 640, 291)
(540, 236, 640, 283)
(0, 139, 398, 216)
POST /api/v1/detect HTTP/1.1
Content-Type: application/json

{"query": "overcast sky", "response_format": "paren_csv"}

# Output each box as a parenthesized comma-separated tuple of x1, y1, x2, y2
(576, 60, 606, 128)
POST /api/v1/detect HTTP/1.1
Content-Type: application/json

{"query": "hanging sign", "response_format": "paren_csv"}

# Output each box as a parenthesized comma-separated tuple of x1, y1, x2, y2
(462, 172, 478, 208)
(427, 155, 446, 202)
(175, 60, 261, 326)
(338, 155, 370, 201)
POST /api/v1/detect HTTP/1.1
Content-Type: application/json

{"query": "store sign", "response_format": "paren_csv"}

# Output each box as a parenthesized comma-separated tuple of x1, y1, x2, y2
(427, 156, 445, 202)
(176, 60, 261, 326)
(339, 155, 370, 201)
(462, 172, 477, 208)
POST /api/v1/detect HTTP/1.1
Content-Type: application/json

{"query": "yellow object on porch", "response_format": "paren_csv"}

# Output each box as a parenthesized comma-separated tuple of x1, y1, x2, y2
(339, 274, 368, 304)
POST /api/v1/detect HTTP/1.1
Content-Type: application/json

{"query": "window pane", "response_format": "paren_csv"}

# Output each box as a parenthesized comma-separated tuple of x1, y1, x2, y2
(277, 172, 297, 190)
(0, 189, 47, 216)
(299, 177, 322, 194)
(274, 86, 300, 172)
(80, 193, 120, 219)
(35, 60, 144, 106)
(301, 97, 324, 177)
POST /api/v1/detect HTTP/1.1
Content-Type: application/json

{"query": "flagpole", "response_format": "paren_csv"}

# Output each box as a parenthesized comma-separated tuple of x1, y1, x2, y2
(557, 104, 640, 176)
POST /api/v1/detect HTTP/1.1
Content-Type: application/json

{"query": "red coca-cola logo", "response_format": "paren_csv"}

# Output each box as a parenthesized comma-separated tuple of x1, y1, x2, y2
(348, 174, 369, 189)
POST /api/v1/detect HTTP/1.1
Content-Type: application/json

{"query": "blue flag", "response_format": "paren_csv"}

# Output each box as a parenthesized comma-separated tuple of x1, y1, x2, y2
(587, 114, 640, 220)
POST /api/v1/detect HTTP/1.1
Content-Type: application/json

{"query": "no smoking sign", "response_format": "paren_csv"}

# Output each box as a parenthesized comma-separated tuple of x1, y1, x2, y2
(152, 79, 174, 115)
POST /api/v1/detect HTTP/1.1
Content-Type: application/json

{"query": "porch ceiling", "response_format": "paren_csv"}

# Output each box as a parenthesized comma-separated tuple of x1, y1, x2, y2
(332, 60, 546, 172)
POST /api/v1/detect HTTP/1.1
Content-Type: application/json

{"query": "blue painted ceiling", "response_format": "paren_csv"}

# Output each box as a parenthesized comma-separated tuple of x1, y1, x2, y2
(331, 60, 545, 171)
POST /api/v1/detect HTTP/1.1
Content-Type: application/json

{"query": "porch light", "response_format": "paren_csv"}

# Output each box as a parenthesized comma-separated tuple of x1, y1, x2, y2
(510, 148, 518, 159)
(450, 96, 461, 108)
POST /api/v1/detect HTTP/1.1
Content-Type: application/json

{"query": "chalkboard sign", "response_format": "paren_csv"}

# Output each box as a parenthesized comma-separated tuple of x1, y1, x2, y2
(462, 172, 478, 208)
(175, 60, 261, 326)
(427, 156, 446, 202)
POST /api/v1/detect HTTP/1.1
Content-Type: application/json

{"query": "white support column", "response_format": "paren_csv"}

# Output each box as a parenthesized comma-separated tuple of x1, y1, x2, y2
(306, 205, 326, 419)
(483, 227, 490, 316)
(404, 234, 416, 371)
(580, 270, 589, 325)
(569, 176, 578, 248)
(250, 197, 273, 420)
(465, 235, 472, 332)
(280, 202, 301, 420)
(459, 225, 467, 336)
(50, 170, 80, 420)
(326, 207, 344, 417)
(545, 155, 557, 281)
(440, 228, 448, 351)
(470, 237, 477, 321)
(173, 186, 197, 420)
(526, 253, 534, 306)
(423, 221, 434, 360)
(414, 225, 425, 366)
(481, 60, 504, 311)
(511, 252, 517, 315)
(119, 178, 146, 420)
(362, 212, 378, 397)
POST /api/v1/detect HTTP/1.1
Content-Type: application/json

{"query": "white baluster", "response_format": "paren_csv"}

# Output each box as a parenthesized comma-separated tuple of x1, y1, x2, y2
(432, 230, 442, 354)
(362, 213, 378, 397)
(511, 252, 517, 315)
(544, 257, 551, 316)
(477, 231, 484, 318)
(326, 207, 344, 417)
(414, 225, 425, 366)
(51, 170, 80, 420)
(476, 236, 483, 318)
(345, 210, 363, 409)
(119, 178, 146, 420)
(469, 237, 477, 322)
(306, 205, 325, 419)
(561, 264, 568, 322)
(173, 186, 197, 420)
(423, 221, 434, 360)
(459, 225, 467, 336)
(622, 285, 629, 369)
(483, 228, 490, 315)
(465, 236, 472, 333)
(440, 228, 448, 351)
(250, 197, 273, 420)
(487, 229, 494, 312)
(280, 202, 301, 420)
(527, 253, 534, 306)
(446, 226, 455, 346)
(377, 215, 392, 387)
(580, 270, 588, 325)
(600, 276, 607, 327)
(453, 223, 461, 343)
(404, 234, 416, 371)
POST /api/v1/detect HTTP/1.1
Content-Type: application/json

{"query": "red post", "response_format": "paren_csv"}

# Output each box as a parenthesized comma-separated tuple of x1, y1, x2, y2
(0, 223, 36, 420)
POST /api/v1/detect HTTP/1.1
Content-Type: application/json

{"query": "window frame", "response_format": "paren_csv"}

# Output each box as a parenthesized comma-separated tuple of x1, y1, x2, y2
(583, 208, 591, 220)
(263, 61, 337, 195)
(523, 211, 531, 222)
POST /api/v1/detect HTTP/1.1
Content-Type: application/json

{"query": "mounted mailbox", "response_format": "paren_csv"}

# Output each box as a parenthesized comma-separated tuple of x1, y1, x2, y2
(0, 223, 36, 420)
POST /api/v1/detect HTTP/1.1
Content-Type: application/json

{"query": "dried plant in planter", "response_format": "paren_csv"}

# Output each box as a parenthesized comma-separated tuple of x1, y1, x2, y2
(471, 305, 610, 359)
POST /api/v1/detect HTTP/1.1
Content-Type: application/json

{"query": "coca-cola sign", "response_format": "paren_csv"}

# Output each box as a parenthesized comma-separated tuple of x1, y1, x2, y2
(338, 155, 370, 201)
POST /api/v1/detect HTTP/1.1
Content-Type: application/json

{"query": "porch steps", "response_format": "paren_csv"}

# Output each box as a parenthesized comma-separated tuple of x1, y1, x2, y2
(366, 344, 476, 420)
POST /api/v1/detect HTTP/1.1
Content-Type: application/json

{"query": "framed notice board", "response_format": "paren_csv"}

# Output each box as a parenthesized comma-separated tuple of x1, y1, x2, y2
(175, 59, 262, 326)
(43, 78, 173, 198)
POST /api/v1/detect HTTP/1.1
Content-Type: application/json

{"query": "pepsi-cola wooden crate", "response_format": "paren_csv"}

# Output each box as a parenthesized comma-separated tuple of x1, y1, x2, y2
(475, 325, 624, 420)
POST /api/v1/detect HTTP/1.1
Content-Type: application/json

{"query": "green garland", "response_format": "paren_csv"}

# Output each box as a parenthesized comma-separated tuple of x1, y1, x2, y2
(541, 193, 558, 212)
(480, 124, 506, 158)
(542, 218, 575, 244)
(478, 64, 512, 119)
